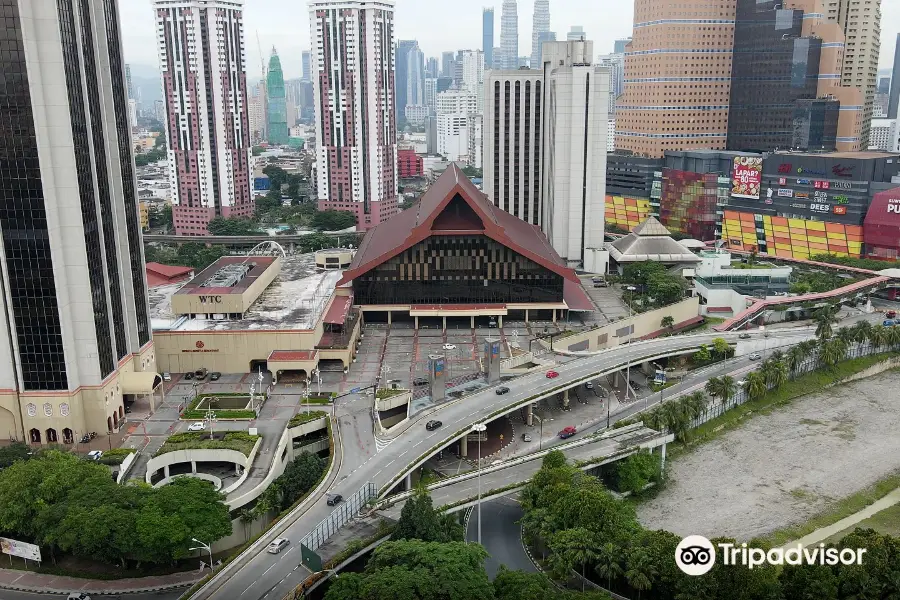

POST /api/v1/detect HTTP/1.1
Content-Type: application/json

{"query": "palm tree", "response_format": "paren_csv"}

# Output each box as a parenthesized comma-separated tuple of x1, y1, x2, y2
(661, 402, 688, 441)
(814, 305, 840, 340)
(770, 349, 785, 363)
(569, 544, 599, 592)
(851, 320, 872, 346)
(704, 376, 723, 404)
(761, 359, 788, 389)
(718, 375, 737, 410)
(595, 542, 623, 592)
(786, 345, 806, 379)
(819, 337, 847, 370)
(239, 508, 255, 539)
(625, 547, 656, 600)
(868, 324, 889, 350)
(684, 390, 708, 421)
(744, 371, 767, 400)
(835, 326, 855, 348)
(642, 407, 666, 432)
(887, 325, 900, 351)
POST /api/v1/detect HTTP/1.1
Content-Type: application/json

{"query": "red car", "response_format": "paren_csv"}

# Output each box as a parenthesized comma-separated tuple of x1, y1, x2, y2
(546, 370, 559, 378)
(558, 426, 576, 439)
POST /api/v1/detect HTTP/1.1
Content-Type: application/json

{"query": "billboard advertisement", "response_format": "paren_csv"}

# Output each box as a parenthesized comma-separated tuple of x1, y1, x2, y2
(732, 157, 763, 199)
(0, 538, 41, 562)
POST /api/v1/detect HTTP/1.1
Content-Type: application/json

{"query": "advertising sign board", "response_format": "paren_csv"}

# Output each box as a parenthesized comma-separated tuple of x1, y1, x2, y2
(777, 189, 793, 197)
(833, 206, 847, 215)
(795, 192, 810, 199)
(0, 538, 41, 562)
(732, 157, 763, 199)
(888, 198, 900, 214)
(810, 203, 830, 213)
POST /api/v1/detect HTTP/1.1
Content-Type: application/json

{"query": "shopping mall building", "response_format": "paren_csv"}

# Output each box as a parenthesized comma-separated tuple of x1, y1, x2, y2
(605, 150, 900, 260)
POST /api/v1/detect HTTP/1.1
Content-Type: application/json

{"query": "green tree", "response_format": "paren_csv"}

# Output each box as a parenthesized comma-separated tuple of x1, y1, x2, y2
(819, 337, 847, 370)
(594, 542, 623, 591)
(207, 216, 260, 236)
(493, 568, 558, 600)
(780, 564, 839, 600)
(744, 371, 767, 400)
(712, 337, 731, 359)
(311, 209, 357, 231)
(274, 451, 326, 511)
(693, 344, 712, 364)
(615, 450, 661, 496)
(624, 547, 656, 600)
(661, 315, 675, 331)
(648, 273, 685, 306)
(760, 359, 787, 390)
(393, 486, 461, 543)
(786, 345, 808, 378)
(814, 305, 840, 340)
(868, 324, 890, 350)
(705, 375, 737, 409)
(0, 442, 31, 469)
(622, 261, 667, 286)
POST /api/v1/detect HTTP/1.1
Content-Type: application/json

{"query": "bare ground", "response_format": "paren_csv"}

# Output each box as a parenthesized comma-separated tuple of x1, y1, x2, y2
(636, 371, 900, 540)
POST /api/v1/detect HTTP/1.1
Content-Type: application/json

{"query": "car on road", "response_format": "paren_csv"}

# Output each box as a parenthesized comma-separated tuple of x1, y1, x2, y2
(326, 494, 343, 506)
(521, 433, 532, 442)
(584, 381, 594, 389)
(210, 372, 221, 381)
(749, 352, 762, 360)
(267, 538, 289, 554)
(67, 594, 91, 600)
(425, 420, 443, 431)
(546, 370, 559, 378)
(888, 310, 897, 319)
(883, 320, 895, 327)
(558, 426, 576, 439)
(413, 377, 429, 386)
(495, 386, 510, 395)
(162, 372, 172, 382)
(86, 450, 103, 461)
(442, 343, 456, 350)
(739, 333, 751, 339)
(188, 421, 206, 432)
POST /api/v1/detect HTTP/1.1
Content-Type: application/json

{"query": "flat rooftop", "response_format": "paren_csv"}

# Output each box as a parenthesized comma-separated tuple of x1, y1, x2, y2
(175, 256, 277, 296)
(150, 253, 342, 332)
(774, 151, 900, 160)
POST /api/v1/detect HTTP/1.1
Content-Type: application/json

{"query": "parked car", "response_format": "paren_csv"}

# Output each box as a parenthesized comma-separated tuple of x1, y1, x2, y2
(488, 319, 498, 328)
(326, 494, 343, 506)
(425, 420, 443, 431)
(209, 372, 221, 381)
(584, 381, 594, 389)
(546, 370, 559, 379)
(413, 377, 429, 386)
(194, 368, 208, 381)
(86, 450, 103, 461)
(162, 372, 172, 382)
(887, 310, 897, 319)
(188, 421, 206, 432)
(558, 426, 576, 439)
(267, 538, 290, 554)
(442, 343, 457, 350)
(68, 594, 91, 600)
(495, 386, 510, 395)
(738, 333, 751, 339)
(521, 433, 532, 442)
(593, 281, 608, 288)
(184, 372, 194, 380)
(749, 352, 762, 360)
(883, 320, 895, 327)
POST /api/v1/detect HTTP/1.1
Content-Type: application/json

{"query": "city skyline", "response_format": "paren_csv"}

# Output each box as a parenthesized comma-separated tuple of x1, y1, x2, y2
(119, 0, 900, 81)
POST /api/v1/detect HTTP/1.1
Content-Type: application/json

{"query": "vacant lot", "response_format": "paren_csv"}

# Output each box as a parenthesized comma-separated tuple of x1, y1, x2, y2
(637, 370, 900, 540)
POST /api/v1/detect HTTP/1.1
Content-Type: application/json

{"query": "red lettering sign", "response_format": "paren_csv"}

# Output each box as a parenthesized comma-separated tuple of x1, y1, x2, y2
(778, 163, 792, 174)
(833, 205, 847, 215)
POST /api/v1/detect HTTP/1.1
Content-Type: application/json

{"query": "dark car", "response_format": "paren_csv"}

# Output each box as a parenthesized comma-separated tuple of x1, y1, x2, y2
(184, 372, 194, 380)
(326, 494, 343, 506)
(425, 420, 442, 431)
(495, 386, 510, 395)
(210, 372, 221, 381)
(558, 426, 576, 439)
(413, 377, 429, 386)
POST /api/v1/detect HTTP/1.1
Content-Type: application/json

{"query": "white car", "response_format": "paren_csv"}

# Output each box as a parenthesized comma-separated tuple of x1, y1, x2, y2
(188, 421, 206, 432)
(67, 594, 91, 600)
(267, 538, 289, 554)
(442, 343, 456, 350)
(749, 352, 762, 361)
(86, 450, 103, 461)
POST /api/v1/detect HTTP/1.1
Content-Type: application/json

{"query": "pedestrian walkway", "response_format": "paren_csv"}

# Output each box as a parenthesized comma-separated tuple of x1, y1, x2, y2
(781, 488, 900, 550)
(0, 566, 200, 595)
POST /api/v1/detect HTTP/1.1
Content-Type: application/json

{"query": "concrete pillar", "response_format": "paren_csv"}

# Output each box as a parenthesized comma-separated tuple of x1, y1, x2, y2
(442, 316, 447, 331)
(460, 435, 468, 458)
(552, 309, 557, 323)
(471, 316, 475, 328)
(235, 463, 241, 476)
(660, 442, 667, 474)
(415, 316, 419, 329)
(405, 472, 412, 490)
(525, 309, 529, 323)
(387, 311, 392, 325)
(526, 403, 534, 426)
(498, 316, 503, 328)
(191, 461, 197, 474)
(164, 465, 170, 478)
(562, 389, 570, 409)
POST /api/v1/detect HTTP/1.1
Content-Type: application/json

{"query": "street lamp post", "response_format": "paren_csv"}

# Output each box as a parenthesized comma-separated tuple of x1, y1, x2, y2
(312, 368, 321, 396)
(204, 406, 216, 440)
(471, 422, 487, 545)
(190, 538, 213, 570)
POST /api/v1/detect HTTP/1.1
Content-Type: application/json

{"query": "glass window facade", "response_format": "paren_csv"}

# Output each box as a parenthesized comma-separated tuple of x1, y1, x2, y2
(0, 0, 68, 390)
(659, 169, 721, 241)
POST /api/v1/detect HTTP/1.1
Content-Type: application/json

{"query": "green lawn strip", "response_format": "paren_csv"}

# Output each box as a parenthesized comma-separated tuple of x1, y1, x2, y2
(154, 432, 260, 457)
(671, 352, 899, 458)
(180, 393, 261, 420)
(822, 498, 900, 544)
(375, 388, 408, 399)
(289, 410, 327, 428)
(759, 472, 900, 547)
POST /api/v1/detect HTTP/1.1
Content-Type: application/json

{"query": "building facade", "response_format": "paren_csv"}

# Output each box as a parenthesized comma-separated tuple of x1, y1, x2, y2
(395, 39, 423, 125)
(483, 8, 494, 69)
(869, 119, 899, 153)
(154, 0, 254, 235)
(566, 26, 586, 41)
(397, 149, 424, 178)
(499, 0, 518, 70)
(615, 0, 736, 157)
(301, 50, 312, 82)
(459, 50, 486, 112)
(309, 0, 398, 230)
(0, 0, 157, 443)
(530, 0, 549, 70)
(604, 154, 663, 231)
(889, 34, 900, 119)
(267, 49, 289, 145)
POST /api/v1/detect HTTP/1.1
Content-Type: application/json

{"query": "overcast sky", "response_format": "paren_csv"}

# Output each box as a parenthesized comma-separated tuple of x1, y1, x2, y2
(121, 0, 900, 81)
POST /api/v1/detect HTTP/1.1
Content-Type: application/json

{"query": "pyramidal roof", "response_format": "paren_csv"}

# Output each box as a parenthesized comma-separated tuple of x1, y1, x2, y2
(632, 216, 670, 237)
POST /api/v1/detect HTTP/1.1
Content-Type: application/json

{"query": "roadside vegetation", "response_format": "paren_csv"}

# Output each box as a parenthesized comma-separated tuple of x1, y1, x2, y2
(154, 431, 260, 457)
(289, 410, 327, 428)
(620, 261, 689, 312)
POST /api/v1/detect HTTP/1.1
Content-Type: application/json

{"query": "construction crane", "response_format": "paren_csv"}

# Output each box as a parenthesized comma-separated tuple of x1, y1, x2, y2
(256, 30, 266, 80)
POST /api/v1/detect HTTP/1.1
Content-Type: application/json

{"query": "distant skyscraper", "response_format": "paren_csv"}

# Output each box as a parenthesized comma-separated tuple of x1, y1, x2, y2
(535, 31, 556, 66)
(125, 63, 134, 99)
(531, 0, 549, 70)
(424, 77, 437, 112)
(441, 51, 455, 78)
(155, 99, 166, 123)
(890, 34, 900, 119)
(249, 81, 267, 143)
(301, 50, 312, 82)
(597, 54, 624, 116)
(397, 40, 423, 123)
(310, 0, 398, 229)
(155, 0, 253, 235)
(878, 77, 890, 95)
(567, 26, 585, 41)
(0, 0, 154, 443)
(426, 56, 439, 78)
(613, 38, 631, 54)
(500, 0, 518, 69)
(267, 49, 288, 145)
(459, 50, 485, 111)
(483, 8, 494, 69)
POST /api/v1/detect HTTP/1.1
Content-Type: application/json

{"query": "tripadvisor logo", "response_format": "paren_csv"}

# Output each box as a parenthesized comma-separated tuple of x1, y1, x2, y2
(675, 535, 866, 576)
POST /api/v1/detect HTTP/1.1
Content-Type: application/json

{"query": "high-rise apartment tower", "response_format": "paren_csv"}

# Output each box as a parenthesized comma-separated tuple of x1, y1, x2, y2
(483, 8, 494, 69)
(500, 0, 518, 69)
(154, 0, 253, 235)
(310, 0, 398, 230)
(0, 0, 156, 443)
(530, 0, 550, 70)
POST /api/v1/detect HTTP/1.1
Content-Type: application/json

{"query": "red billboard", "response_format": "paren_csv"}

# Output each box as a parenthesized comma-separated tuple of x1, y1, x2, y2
(863, 187, 900, 256)
(732, 157, 763, 199)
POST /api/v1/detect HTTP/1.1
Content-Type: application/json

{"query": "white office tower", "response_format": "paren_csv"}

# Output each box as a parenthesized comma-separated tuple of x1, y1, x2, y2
(597, 53, 624, 116)
(567, 26, 586, 41)
(154, 0, 254, 235)
(436, 89, 479, 165)
(459, 50, 486, 112)
(424, 77, 437, 113)
(500, 0, 518, 70)
(0, 0, 156, 444)
(309, 0, 398, 229)
(483, 69, 544, 225)
(530, 0, 550, 70)
(541, 40, 608, 265)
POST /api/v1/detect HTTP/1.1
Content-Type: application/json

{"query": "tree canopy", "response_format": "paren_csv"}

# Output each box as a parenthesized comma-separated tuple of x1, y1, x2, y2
(311, 210, 357, 231)
(206, 216, 261, 236)
(393, 486, 463, 543)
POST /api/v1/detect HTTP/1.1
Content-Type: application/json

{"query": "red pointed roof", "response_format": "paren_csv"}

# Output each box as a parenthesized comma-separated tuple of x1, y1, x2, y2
(338, 165, 579, 286)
